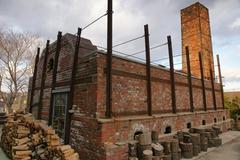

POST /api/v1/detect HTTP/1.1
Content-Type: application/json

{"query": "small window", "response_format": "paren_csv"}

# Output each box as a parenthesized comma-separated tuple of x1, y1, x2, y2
(202, 120, 206, 125)
(214, 118, 217, 123)
(47, 58, 54, 72)
(187, 122, 192, 129)
(223, 116, 226, 121)
(134, 131, 143, 140)
(165, 126, 172, 134)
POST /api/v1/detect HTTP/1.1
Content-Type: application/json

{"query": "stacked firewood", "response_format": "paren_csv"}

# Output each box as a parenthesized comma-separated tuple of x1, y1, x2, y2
(128, 125, 223, 160)
(0, 111, 79, 160)
(175, 126, 222, 159)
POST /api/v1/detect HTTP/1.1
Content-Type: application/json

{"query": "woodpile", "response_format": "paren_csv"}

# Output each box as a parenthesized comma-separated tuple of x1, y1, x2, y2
(0, 112, 7, 124)
(128, 131, 164, 160)
(0, 111, 80, 160)
(128, 126, 223, 160)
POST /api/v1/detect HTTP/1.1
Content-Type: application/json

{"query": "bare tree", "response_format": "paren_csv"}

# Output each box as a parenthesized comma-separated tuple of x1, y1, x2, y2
(0, 29, 42, 113)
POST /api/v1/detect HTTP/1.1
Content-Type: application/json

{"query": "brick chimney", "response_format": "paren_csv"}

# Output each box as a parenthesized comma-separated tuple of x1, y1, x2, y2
(181, 2, 214, 79)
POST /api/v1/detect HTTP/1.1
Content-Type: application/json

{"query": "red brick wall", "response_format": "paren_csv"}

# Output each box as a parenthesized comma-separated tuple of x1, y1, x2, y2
(96, 53, 223, 118)
(99, 110, 231, 144)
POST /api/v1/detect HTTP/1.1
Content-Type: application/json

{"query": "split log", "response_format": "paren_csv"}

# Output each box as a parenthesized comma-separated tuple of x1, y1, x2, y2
(151, 131, 159, 143)
(151, 143, 164, 156)
(139, 132, 152, 145)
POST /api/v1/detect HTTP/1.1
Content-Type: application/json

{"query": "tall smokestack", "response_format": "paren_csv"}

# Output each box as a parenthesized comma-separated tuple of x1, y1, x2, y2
(181, 2, 215, 79)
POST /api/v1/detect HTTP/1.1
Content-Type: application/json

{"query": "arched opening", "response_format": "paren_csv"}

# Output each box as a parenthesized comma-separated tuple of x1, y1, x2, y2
(134, 131, 143, 140)
(187, 122, 192, 129)
(164, 126, 172, 134)
(214, 118, 217, 123)
(47, 58, 54, 72)
(202, 120, 206, 125)
(223, 116, 226, 121)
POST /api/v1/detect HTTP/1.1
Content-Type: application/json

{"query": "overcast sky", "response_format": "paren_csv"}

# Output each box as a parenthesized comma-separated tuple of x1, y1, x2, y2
(0, 0, 239, 91)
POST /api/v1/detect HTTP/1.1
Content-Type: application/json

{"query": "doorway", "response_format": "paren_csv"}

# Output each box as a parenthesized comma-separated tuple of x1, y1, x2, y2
(52, 92, 68, 142)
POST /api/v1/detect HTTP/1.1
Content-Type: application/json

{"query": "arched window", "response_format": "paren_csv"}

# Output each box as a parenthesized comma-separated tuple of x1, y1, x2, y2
(202, 120, 206, 125)
(164, 126, 172, 134)
(187, 122, 192, 129)
(223, 116, 226, 121)
(134, 131, 143, 140)
(47, 58, 54, 72)
(214, 118, 217, 123)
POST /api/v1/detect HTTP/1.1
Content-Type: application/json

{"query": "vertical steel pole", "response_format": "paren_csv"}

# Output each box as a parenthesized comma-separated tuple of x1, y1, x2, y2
(209, 60, 217, 110)
(186, 46, 194, 112)
(167, 36, 176, 114)
(48, 31, 62, 125)
(38, 40, 50, 119)
(29, 48, 40, 113)
(65, 28, 82, 144)
(106, 0, 113, 118)
(144, 24, 152, 116)
(217, 55, 225, 109)
(199, 52, 207, 111)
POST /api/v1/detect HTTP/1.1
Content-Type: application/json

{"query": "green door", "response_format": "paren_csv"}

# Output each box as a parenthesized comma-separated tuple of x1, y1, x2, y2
(52, 93, 68, 142)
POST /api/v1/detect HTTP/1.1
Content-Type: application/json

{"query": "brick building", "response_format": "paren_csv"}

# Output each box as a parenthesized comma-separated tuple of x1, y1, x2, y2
(28, 2, 231, 160)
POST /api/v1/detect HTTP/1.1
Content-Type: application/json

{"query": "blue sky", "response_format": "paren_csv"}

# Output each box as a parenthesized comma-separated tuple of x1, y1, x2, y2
(0, 0, 239, 91)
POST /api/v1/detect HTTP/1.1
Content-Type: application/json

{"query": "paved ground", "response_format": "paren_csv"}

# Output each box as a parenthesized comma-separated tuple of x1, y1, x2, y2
(197, 135, 240, 160)
(183, 131, 240, 160)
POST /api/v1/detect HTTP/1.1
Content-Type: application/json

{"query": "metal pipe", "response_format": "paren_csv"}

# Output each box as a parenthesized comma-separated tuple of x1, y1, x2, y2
(144, 24, 152, 116)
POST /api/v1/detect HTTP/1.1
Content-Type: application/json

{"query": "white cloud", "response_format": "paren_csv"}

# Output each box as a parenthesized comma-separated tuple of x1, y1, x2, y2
(222, 67, 240, 91)
(230, 18, 240, 29)
(0, 0, 239, 91)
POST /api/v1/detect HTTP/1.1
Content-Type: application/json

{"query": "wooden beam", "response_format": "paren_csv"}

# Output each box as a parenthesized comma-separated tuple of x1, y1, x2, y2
(65, 28, 82, 144)
(106, 0, 113, 118)
(209, 60, 217, 110)
(38, 40, 50, 119)
(29, 47, 40, 113)
(48, 31, 62, 125)
(217, 54, 225, 109)
(144, 24, 152, 116)
(185, 46, 194, 112)
(199, 52, 207, 111)
(167, 36, 176, 114)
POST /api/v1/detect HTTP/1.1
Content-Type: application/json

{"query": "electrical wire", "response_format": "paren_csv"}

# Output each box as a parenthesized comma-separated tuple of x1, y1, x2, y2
(113, 35, 144, 48)
(125, 42, 168, 58)
(82, 12, 107, 31)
